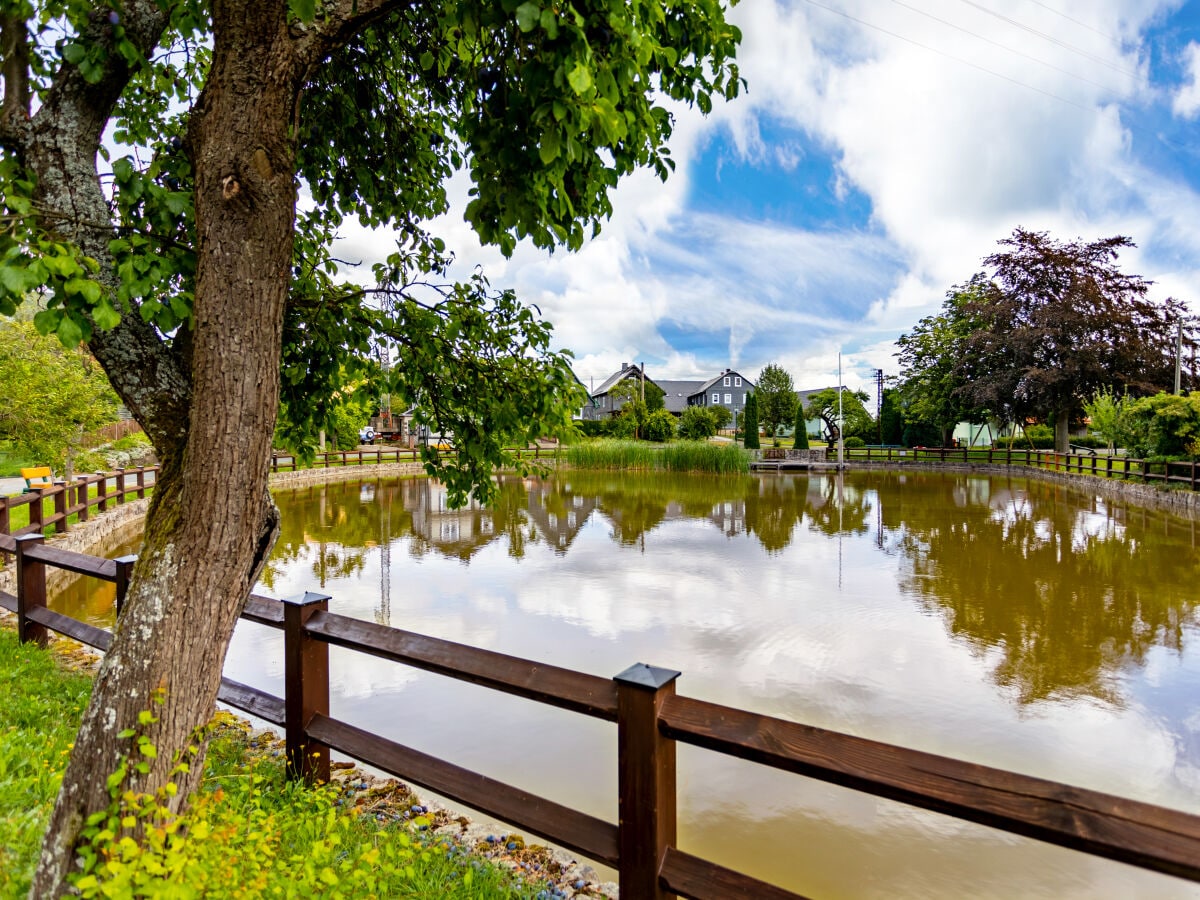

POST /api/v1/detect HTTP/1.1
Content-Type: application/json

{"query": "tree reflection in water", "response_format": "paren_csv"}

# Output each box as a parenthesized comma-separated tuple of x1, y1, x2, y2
(262, 469, 1200, 708)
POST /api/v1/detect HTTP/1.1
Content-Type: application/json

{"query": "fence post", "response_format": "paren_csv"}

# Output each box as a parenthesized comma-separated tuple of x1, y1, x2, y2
(76, 475, 90, 523)
(283, 591, 331, 784)
(29, 487, 45, 533)
(136, 466, 146, 499)
(113, 554, 138, 616)
(15, 533, 48, 647)
(96, 472, 108, 512)
(614, 662, 680, 900)
(0, 497, 9, 539)
(52, 481, 68, 533)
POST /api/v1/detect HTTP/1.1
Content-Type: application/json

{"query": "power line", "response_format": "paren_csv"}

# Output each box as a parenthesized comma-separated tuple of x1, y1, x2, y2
(798, 0, 1091, 111)
(888, 0, 1120, 93)
(1024, 0, 1122, 44)
(955, 0, 1139, 79)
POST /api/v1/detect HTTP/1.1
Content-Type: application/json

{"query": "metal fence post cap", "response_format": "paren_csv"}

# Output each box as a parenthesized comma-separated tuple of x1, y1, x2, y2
(113, 554, 138, 565)
(614, 662, 681, 690)
(282, 591, 332, 607)
(14, 533, 45, 545)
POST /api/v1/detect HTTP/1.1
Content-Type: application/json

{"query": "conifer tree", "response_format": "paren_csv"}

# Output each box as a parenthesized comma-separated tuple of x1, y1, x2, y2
(743, 393, 760, 449)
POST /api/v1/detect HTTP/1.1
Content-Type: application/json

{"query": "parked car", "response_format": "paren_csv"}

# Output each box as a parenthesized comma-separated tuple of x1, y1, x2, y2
(358, 426, 376, 445)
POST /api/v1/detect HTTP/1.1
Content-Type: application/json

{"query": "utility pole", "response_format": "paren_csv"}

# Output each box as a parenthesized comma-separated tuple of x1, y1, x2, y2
(837, 353, 844, 468)
(876, 368, 884, 445)
(1175, 319, 1183, 395)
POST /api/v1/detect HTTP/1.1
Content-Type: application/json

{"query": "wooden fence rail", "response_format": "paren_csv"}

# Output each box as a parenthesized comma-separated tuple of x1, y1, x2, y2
(0, 466, 158, 546)
(817, 445, 1200, 488)
(268, 445, 551, 472)
(3, 541, 1200, 897)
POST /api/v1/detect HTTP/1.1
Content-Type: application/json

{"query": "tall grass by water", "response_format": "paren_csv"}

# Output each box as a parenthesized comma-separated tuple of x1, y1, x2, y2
(566, 439, 749, 474)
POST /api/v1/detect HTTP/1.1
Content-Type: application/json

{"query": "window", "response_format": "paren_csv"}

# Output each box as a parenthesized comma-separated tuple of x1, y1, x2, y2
(734, 376, 741, 386)
(723, 376, 731, 386)
(742, 393, 746, 403)
(724, 393, 732, 404)
(712, 393, 720, 404)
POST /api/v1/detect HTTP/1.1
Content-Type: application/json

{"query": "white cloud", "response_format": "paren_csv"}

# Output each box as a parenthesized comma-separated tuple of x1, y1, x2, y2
(1173, 41, 1200, 118)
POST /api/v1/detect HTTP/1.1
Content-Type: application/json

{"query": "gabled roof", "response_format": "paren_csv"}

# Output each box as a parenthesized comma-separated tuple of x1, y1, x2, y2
(656, 379, 706, 413)
(691, 369, 755, 397)
(592, 363, 646, 397)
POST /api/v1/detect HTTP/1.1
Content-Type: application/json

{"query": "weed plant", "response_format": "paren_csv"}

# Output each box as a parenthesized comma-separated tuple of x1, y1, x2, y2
(0, 629, 541, 899)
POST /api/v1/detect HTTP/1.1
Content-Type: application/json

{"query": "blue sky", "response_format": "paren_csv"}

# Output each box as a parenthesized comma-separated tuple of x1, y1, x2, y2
(342, 0, 1200, 395)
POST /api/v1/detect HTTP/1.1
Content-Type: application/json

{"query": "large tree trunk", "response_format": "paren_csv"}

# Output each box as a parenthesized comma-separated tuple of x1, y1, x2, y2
(32, 3, 298, 893)
(1054, 410, 1071, 453)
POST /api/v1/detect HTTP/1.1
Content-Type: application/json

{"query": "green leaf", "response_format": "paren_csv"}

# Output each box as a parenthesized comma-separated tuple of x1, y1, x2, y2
(515, 2, 540, 32)
(538, 129, 560, 165)
(56, 315, 83, 348)
(94, 301, 121, 331)
(65, 277, 102, 304)
(567, 63, 593, 95)
(62, 44, 85, 65)
(289, 0, 317, 22)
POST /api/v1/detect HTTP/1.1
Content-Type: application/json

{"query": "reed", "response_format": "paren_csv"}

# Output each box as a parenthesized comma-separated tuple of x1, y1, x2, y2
(566, 439, 749, 474)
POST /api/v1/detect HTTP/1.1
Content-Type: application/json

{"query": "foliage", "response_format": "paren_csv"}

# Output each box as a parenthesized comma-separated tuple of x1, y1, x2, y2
(954, 230, 1194, 450)
(1083, 387, 1135, 453)
(755, 363, 798, 438)
(0, 630, 93, 898)
(575, 419, 607, 438)
(641, 408, 676, 442)
(709, 405, 732, 430)
(1122, 392, 1200, 459)
(678, 405, 721, 440)
(792, 403, 809, 449)
(895, 277, 988, 443)
(994, 424, 1056, 450)
(0, 319, 120, 472)
(803, 388, 873, 443)
(843, 436, 866, 449)
(565, 439, 748, 473)
(879, 387, 904, 445)
(658, 441, 749, 473)
(742, 393, 760, 449)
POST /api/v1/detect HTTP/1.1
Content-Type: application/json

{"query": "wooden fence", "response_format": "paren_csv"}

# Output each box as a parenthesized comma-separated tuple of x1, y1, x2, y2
(269, 446, 555, 472)
(823, 446, 1200, 489)
(2, 537, 1199, 898)
(0, 466, 158, 543)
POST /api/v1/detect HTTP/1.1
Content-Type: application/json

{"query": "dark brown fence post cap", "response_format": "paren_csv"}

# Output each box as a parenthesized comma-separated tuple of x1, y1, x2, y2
(614, 663, 681, 690)
(282, 591, 332, 607)
(14, 533, 45, 544)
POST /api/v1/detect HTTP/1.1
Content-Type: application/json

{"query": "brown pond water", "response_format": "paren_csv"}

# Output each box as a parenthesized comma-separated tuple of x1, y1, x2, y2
(52, 470, 1200, 898)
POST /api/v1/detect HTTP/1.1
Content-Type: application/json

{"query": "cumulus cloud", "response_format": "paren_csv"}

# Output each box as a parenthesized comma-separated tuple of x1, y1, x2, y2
(1173, 41, 1200, 118)
(329, 0, 1200, 394)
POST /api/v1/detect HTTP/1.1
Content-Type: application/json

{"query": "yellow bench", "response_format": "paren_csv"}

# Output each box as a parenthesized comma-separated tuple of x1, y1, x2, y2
(20, 466, 54, 493)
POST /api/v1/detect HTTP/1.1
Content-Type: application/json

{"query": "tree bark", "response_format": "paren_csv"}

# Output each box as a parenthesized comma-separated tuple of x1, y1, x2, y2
(1055, 410, 1071, 453)
(31, 3, 298, 893)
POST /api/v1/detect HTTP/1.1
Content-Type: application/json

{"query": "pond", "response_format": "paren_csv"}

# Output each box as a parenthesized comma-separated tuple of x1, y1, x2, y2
(51, 469, 1200, 898)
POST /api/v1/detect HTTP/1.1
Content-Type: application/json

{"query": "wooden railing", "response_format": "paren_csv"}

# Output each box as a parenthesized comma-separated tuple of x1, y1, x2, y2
(269, 446, 555, 472)
(821, 446, 1200, 489)
(3, 538, 1200, 897)
(0, 466, 158, 544)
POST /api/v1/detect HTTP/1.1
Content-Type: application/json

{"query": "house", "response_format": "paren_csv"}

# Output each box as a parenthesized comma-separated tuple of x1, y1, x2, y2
(581, 362, 653, 421)
(686, 369, 755, 420)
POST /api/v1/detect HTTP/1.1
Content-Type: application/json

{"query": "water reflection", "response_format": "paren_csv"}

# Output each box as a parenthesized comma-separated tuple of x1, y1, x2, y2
(50, 470, 1200, 897)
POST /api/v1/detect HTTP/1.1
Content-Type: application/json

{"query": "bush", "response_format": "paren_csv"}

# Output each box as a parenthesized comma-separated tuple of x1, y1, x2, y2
(576, 419, 607, 438)
(678, 406, 718, 440)
(642, 409, 676, 442)
(843, 436, 866, 449)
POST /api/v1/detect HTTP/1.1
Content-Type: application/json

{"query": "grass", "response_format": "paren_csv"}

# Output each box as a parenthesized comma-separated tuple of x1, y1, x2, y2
(566, 439, 750, 474)
(0, 629, 546, 899)
(0, 445, 38, 478)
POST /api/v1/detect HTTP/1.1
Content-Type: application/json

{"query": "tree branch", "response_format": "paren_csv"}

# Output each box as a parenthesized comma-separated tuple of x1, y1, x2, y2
(0, 11, 31, 151)
(291, 0, 412, 73)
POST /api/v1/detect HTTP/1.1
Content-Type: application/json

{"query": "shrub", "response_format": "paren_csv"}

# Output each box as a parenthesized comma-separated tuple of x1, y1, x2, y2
(843, 436, 866, 449)
(793, 406, 809, 450)
(576, 419, 606, 438)
(642, 409, 676, 443)
(659, 441, 750, 474)
(678, 406, 718, 440)
(743, 393, 760, 449)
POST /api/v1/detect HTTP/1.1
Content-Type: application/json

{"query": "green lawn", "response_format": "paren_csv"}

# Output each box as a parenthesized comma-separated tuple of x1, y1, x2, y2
(0, 629, 548, 899)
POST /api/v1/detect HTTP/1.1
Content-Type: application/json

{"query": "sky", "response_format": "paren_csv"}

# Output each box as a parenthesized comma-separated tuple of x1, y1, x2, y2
(336, 0, 1200, 396)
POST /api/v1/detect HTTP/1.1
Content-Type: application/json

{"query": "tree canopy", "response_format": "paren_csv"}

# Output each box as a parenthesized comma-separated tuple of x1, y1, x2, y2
(0, 0, 743, 891)
(804, 388, 873, 443)
(755, 362, 797, 437)
(0, 317, 119, 470)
